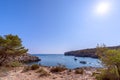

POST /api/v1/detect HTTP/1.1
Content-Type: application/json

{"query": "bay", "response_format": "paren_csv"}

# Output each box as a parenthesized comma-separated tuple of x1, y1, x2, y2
(30, 54, 103, 69)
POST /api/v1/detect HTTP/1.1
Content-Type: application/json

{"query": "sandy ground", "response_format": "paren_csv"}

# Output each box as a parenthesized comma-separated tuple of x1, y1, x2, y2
(0, 66, 97, 80)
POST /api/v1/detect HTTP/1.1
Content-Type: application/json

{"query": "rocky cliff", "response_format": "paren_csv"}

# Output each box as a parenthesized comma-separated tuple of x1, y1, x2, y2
(17, 53, 41, 63)
(4, 53, 41, 63)
(64, 46, 120, 58)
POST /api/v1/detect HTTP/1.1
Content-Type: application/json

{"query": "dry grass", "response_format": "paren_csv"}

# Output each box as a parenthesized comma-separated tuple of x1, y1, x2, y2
(31, 64, 39, 70)
(75, 68, 84, 74)
(22, 66, 31, 72)
(50, 66, 67, 73)
(0, 67, 13, 77)
(36, 68, 50, 77)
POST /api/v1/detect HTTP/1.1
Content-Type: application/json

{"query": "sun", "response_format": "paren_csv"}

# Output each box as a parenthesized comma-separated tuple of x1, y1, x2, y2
(95, 2, 110, 15)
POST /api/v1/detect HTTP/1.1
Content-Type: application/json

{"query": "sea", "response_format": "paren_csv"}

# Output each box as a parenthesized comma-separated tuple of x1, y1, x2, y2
(30, 54, 103, 69)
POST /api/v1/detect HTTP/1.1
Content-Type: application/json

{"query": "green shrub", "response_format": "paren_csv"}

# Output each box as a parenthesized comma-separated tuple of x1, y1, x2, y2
(96, 45, 120, 80)
(92, 72, 100, 77)
(96, 67, 120, 80)
(36, 68, 50, 77)
(75, 68, 84, 74)
(6, 61, 22, 67)
(31, 64, 39, 70)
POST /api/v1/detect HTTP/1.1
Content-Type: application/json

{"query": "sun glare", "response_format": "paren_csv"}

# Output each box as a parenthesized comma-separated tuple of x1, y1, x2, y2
(95, 2, 110, 15)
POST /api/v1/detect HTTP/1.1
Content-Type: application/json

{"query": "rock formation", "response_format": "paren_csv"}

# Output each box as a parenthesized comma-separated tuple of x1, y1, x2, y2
(17, 53, 41, 63)
(2, 53, 41, 64)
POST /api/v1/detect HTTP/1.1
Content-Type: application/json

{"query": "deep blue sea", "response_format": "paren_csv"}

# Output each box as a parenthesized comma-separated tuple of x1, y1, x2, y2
(31, 54, 103, 69)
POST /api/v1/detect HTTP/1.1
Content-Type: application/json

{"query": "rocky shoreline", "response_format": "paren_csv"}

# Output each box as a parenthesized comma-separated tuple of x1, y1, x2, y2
(17, 53, 41, 63)
(0, 53, 41, 65)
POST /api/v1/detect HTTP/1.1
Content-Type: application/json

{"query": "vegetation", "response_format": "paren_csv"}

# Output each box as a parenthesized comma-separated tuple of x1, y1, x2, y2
(75, 68, 84, 74)
(50, 64, 67, 73)
(31, 64, 39, 70)
(6, 61, 22, 67)
(22, 64, 39, 72)
(36, 68, 50, 77)
(96, 45, 120, 80)
(0, 34, 28, 66)
(22, 66, 31, 72)
(96, 68, 120, 80)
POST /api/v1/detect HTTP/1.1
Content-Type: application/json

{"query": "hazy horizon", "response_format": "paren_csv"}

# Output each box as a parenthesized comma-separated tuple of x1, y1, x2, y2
(1, 0, 120, 54)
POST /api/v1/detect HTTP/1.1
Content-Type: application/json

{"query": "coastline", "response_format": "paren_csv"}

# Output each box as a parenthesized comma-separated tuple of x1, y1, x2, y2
(64, 45, 120, 58)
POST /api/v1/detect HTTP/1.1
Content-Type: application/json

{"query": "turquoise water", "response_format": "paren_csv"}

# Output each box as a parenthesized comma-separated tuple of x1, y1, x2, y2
(31, 54, 103, 69)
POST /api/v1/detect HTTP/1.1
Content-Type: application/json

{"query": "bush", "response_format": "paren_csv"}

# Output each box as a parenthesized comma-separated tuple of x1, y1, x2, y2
(96, 45, 120, 80)
(6, 61, 22, 67)
(50, 65, 67, 73)
(36, 68, 50, 77)
(96, 67, 120, 80)
(22, 66, 31, 72)
(75, 68, 84, 74)
(92, 72, 100, 77)
(31, 64, 39, 70)
(22, 64, 39, 72)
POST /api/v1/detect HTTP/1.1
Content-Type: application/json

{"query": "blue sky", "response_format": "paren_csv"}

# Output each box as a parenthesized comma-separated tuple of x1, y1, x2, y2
(0, 0, 120, 54)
